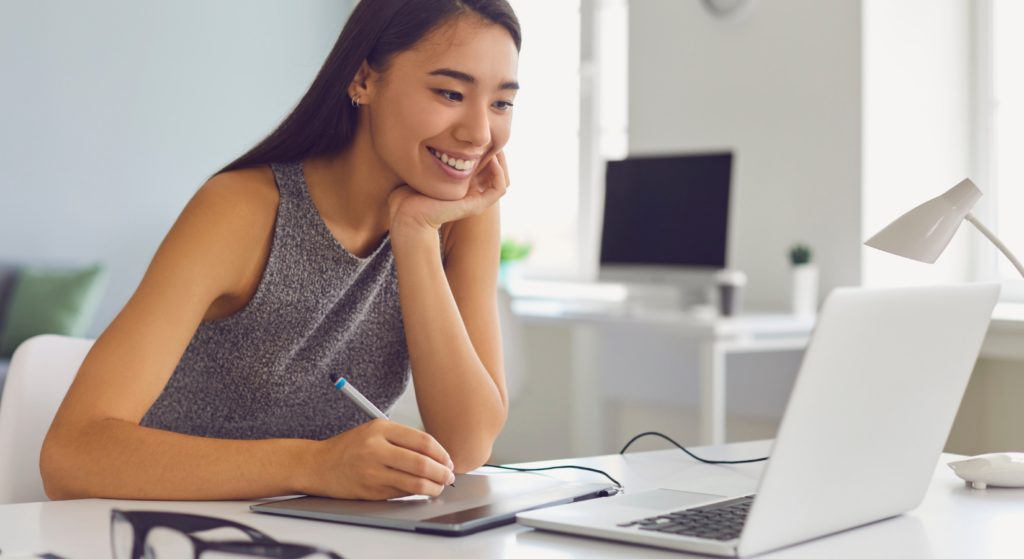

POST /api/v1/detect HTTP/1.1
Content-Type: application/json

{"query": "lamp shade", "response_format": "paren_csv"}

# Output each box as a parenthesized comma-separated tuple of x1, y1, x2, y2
(864, 179, 982, 264)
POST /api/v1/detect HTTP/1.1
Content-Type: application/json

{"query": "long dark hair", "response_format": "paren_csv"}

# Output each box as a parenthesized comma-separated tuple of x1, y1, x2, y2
(218, 0, 521, 175)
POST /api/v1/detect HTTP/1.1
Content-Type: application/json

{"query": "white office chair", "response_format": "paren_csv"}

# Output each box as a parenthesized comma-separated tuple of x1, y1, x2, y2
(0, 334, 94, 505)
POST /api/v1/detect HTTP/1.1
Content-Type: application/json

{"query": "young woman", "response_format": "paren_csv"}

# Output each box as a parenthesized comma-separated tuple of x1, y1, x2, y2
(40, 0, 520, 501)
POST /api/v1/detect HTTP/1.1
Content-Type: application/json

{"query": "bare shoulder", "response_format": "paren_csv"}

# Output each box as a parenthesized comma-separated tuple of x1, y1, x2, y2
(149, 165, 281, 312)
(176, 166, 280, 264)
(193, 165, 279, 223)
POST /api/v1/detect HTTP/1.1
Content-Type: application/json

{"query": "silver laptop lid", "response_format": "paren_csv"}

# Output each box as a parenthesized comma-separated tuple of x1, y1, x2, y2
(739, 284, 998, 556)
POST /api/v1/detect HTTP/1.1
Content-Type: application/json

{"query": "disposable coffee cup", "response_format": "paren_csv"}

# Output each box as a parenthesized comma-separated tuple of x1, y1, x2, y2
(714, 269, 747, 316)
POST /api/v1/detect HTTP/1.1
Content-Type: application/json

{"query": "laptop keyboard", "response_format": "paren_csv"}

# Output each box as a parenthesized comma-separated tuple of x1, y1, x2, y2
(616, 496, 753, 541)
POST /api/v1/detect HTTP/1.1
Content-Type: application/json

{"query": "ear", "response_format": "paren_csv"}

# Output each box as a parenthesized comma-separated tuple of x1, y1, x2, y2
(348, 60, 378, 104)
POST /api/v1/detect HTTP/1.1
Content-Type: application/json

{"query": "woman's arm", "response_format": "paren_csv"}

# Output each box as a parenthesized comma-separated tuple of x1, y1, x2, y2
(389, 155, 509, 471)
(41, 168, 454, 501)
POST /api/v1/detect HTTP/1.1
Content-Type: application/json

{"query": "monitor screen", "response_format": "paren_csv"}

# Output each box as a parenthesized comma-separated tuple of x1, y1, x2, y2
(600, 152, 732, 269)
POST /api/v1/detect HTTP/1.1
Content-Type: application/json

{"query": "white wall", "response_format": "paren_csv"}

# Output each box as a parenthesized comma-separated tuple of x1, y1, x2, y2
(628, 0, 863, 311)
(0, 0, 353, 336)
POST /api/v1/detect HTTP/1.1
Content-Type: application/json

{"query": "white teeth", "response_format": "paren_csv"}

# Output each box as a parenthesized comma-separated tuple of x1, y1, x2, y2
(431, 148, 475, 172)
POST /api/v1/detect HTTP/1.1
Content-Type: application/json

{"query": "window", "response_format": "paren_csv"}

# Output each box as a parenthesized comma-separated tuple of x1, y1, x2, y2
(499, 0, 628, 280)
(991, 0, 1024, 282)
(500, 0, 581, 277)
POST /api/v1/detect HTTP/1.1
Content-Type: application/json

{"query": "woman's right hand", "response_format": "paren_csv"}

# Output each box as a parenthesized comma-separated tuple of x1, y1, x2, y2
(305, 419, 456, 500)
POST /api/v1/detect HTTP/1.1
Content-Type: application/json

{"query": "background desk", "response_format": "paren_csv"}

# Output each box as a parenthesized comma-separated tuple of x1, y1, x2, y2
(512, 296, 815, 449)
(3, 440, 1021, 559)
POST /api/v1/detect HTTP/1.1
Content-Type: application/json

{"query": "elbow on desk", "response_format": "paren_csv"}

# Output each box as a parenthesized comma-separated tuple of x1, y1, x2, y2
(39, 433, 83, 501)
(446, 419, 506, 473)
(38, 416, 116, 501)
(450, 443, 494, 474)
(425, 401, 507, 473)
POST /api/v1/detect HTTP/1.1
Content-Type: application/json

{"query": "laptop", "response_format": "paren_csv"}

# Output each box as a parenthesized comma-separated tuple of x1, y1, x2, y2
(517, 284, 999, 556)
(251, 470, 616, 536)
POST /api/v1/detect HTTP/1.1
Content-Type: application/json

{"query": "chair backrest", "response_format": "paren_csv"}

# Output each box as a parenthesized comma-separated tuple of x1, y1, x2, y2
(0, 334, 94, 504)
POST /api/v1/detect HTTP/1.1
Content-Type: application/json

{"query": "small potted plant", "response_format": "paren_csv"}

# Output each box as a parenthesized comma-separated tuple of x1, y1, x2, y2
(789, 243, 817, 316)
(499, 238, 532, 289)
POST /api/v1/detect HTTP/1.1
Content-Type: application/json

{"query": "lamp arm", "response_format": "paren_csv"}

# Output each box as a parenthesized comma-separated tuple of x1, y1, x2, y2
(965, 212, 1024, 279)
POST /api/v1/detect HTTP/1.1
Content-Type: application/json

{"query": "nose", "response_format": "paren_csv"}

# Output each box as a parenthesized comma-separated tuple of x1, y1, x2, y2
(453, 102, 491, 148)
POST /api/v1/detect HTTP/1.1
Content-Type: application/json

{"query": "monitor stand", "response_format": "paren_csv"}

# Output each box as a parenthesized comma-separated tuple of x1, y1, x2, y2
(599, 265, 719, 311)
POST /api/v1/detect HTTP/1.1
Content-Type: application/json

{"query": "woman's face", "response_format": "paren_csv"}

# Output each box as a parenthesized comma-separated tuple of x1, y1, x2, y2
(363, 16, 519, 201)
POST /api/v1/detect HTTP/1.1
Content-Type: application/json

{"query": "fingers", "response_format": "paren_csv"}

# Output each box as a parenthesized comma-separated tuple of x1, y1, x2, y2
(476, 156, 507, 208)
(313, 421, 457, 500)
(384, 468, 446, 497)
(383, 446, 456, 489)
(496, 150, 510, 187)
(476, 155, 508, 196)
(492, 154, 508, 193)
(490, 153, 508, 193)
(381, 421, 454, 471)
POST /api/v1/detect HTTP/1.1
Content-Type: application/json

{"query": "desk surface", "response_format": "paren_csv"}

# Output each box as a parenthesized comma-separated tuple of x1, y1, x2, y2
(2, 440, 1022, 559)
(505, 279, 817, 337)
(511, 300, 816, 339)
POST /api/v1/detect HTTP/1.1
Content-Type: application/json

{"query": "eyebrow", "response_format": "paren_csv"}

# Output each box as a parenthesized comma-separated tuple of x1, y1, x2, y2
(428, 68, 520, 91)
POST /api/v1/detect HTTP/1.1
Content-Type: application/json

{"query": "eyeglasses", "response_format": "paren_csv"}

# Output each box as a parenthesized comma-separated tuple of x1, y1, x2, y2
(111, 510, 344, 559)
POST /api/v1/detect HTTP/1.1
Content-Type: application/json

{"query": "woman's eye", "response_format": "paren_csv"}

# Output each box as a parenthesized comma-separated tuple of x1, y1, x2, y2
(437, 90, 463, 102)
(493, 101, 514, 111)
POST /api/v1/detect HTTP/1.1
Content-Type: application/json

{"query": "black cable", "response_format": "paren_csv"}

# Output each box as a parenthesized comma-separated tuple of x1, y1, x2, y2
(619, 431, 769, 465)
(482, 431, 765, 491)
(482, 464, 623, 489)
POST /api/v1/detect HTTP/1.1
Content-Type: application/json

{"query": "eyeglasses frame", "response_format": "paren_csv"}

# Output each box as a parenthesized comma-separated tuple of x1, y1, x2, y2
(110, 509, 342, 559)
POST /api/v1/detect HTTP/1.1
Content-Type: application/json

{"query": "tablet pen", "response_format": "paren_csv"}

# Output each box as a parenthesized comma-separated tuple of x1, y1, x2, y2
(329, 373, 388, 420)
(327, 373, 454, 487)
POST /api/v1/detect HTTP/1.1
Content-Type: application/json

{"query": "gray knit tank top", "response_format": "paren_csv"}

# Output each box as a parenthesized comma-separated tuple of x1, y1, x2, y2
(141, 161, 411, 441)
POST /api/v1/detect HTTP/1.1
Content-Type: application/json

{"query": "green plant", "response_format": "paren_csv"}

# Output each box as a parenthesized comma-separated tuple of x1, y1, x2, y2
(500, 239, 533, 263)
(789, 244, 812, 265)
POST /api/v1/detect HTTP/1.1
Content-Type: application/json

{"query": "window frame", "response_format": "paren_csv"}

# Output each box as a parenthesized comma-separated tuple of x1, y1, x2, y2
(972, 0, 1024, 298)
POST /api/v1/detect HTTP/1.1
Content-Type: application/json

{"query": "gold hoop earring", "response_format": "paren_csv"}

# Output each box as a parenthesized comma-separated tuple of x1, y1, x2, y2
(350, 95, 361, 108)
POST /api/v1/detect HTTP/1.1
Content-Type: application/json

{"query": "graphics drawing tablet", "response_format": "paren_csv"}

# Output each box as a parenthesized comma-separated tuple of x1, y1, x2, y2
(251, 471, 616, 536)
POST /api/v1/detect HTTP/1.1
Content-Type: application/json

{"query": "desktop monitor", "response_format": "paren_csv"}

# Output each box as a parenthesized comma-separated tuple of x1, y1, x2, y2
(598, 152, 733, 302)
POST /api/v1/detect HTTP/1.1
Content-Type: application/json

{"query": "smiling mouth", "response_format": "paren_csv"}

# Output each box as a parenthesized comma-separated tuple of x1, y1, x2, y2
(429, 147, 477, 171)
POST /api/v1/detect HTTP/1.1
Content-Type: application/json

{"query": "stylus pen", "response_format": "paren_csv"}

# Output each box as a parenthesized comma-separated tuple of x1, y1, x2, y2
(328, 373, 454, 486)
(329, 373, 388, 420)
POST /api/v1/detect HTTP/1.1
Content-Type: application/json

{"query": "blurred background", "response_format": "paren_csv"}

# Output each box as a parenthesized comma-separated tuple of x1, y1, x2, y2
(2, 0, 1023, 462)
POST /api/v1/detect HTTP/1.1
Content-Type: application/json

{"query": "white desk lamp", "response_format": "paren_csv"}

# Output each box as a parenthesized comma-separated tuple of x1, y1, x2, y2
(864, 178, 1024, 278)
(866, 178, 1024, 489)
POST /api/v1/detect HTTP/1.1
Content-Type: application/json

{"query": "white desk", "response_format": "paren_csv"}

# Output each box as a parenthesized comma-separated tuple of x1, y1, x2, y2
(2, 440, 1021, 558)
(511, 294, 815, 448)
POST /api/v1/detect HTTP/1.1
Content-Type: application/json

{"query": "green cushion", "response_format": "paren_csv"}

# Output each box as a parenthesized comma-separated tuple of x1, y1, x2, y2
(0, 264, 108, 357)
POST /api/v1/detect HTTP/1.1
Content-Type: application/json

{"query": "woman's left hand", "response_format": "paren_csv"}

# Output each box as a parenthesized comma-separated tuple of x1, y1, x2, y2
(388, 151, 509, 234)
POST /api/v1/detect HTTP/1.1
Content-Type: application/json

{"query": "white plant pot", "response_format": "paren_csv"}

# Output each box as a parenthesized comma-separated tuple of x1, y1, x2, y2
(791, 263, 819, 316)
